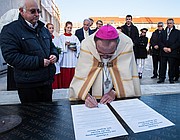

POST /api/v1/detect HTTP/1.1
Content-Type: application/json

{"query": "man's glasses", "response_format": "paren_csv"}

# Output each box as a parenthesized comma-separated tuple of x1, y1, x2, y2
(25, 8, 42, 14)
(158, 25, 163, 27)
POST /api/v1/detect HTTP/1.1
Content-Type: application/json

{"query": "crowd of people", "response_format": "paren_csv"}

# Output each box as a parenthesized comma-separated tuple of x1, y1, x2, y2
(120, 15, 180, 83)
(149, 19, 180, 84)
(0, 0, 179, 105)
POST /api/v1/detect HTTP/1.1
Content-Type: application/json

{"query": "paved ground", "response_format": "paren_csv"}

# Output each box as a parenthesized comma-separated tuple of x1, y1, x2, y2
(0, 56, 179, 104)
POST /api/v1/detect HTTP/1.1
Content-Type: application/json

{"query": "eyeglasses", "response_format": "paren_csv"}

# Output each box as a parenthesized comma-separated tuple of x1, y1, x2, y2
(25, 8, 42, 14)
(158, 25, 163, 27)
(167, 22, 173, 24)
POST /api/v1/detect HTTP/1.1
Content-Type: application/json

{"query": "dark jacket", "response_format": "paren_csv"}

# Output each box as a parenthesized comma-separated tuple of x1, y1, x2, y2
(136, 36, 148, 59)
(75, 28, 93, 43)
(0, 14, 59, 88)
(159, 26, 180, 58)
(150, 29, 164, 55)
(91, 28, 98, 34)
(121, 23, 139, 55)
(178, 47, 180, 60)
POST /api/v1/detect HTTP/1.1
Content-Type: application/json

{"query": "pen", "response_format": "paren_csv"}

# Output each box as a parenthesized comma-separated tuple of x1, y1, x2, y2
(88, 94, 99, 108)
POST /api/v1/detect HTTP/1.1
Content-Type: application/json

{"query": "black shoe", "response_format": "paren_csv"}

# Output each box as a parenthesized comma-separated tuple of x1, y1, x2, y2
(157, 80, 164, 83)
(139, 73, 142, 79)
(151, 75, 157, 79)
(169, 80, 175, 84)
(174, 77, 179, 81)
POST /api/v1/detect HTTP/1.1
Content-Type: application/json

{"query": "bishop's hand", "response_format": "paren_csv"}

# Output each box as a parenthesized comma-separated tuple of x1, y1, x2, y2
(85, 94, 98, 108)
(100, 90, 116, 104)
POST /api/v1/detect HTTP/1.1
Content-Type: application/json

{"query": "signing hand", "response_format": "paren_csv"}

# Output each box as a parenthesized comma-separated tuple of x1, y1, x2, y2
(100, 90, 116, 104)
(85, 94, 98, 108)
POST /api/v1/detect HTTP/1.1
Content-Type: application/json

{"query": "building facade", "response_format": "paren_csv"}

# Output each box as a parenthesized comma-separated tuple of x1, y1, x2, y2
(90, 16, 180, 31)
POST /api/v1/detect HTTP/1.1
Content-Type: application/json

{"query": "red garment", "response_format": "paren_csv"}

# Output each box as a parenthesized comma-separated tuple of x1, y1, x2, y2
(64, 33, 72, 36)
(60, 68, 75, 88)
(52, 73, 61, 89)
(51, 35, 54, 39)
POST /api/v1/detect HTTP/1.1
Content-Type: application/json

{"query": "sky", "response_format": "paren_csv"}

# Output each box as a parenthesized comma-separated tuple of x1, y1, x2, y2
(56, 0, 180, 23)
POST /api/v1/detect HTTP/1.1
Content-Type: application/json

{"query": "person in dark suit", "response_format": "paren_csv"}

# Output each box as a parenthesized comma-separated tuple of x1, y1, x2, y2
(121, 15, 139, 59)
(157, 18, 180, 84)
(149, 22, 164, 79)
(75, 19, 94, 43)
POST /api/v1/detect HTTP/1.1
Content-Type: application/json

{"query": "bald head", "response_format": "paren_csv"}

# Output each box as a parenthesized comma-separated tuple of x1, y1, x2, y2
(95, 38, 118, 59)
(19, 0, 40, 26)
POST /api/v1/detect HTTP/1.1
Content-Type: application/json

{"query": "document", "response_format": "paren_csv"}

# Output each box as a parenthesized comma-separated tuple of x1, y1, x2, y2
(71, 104, 128, 140)
(110, 99, 175, 133)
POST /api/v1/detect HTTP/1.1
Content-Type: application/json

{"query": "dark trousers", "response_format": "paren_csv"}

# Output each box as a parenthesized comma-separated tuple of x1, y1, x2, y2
(18, 85, 52, 104)
(159, 56, 176, 81)
(152, 55, 160, 76)
(174, 58, 180, 79)
(7, 66, 17, 91)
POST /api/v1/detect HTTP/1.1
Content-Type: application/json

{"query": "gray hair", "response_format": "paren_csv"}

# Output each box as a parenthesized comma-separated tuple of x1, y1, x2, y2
(18, 0, 26, 9)
(83, 19, 90, 24)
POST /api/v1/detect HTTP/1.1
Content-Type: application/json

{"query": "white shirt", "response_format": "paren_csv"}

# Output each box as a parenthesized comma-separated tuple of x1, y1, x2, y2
(59, 34, 80, 68)
(83, 29, 89, 39)
(25, 20, 38, 29)
(167, 28, 172, 40)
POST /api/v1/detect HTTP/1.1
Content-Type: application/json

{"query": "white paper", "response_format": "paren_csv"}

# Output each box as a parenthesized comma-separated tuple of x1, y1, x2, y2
(111, 99, 175, 133)
(71, 103, 128, 140)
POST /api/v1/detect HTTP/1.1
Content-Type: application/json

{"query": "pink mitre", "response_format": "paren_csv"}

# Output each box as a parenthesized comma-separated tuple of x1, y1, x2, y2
(95, 24, 119, 40)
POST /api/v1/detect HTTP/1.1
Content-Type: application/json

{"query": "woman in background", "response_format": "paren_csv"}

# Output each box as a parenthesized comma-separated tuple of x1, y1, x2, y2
(59, 21, 80, 88)
(136, 28, 148, 79)
(46, 23, 61, 89)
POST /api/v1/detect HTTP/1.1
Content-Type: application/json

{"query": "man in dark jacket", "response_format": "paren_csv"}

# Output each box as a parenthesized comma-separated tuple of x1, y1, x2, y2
(0, 0, 58, 103)
(150, 22, 164, 78)
(121, 15, 139, 59)
(157, 18, 180, 84)
(75, 19, 94, 43)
